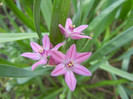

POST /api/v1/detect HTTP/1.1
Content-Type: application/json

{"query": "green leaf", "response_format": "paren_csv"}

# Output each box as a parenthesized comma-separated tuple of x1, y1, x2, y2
(87, 0, 125, 32)
(43, 88, 63, 99)
(122, 57, 130, 71)
(41, 0, 52, 31)
(0, 64, 51, 77)
(3, 5, 21, 32)
(50, 0, 71, 45)
(33, 0, 42, 42)
(81, 0, 95, 24)
(72, 0, 77, 14)
(117, 48, 133, 60)
(81, 79, 128, 89)
(118, 0, 133, 20)
(67, 90, 72, 99)
(0, 16, 10, 32)
(0, 27, 6, 33)
(125, 9, 133, 29)
(87, 26, 133, 63)
(80, 0, 125, 51)
(17, 77, 33, 84)
(100, 63, 133, 81)
(0, 33, 48, 43)
(0, 64, 33, 77)
(0, 58, 27, 67)
(4, 0, 35, 30)
(117, 85, 129, 99)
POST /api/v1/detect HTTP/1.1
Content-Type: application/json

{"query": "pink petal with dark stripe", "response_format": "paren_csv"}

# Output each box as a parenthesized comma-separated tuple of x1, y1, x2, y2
(71, 34, 92, 39)
(42, 34, 50, 50)
(52, 42, 65, 50)
(51, 64, 66, 76)
(51, 50, 65, 63)
(21, 52, 40, 60)
(58, 24, 67, 34)
(31, 57, 47, 71)
(74, 25, 88, 32)
(76, 52, 92, 63)
(30, 42, 42, 53)
(65, 71, 76, 91)
(66, 44, 77, 60)
(73, 64, 92, 76)
(65, 18, 72, 29)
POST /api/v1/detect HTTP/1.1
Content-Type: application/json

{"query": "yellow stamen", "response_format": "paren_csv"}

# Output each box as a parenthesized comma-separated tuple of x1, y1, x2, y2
(67, 61, 74, 67)
(70, 24, 75, 28)
(72, 25, 75, 28)
(38, 49, 43, 53)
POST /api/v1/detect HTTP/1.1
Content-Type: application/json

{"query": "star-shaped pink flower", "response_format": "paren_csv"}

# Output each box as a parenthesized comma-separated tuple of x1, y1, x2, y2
(58, 18, 92, 40)
(21, 34, 65, 71)
(51, 44, 92, 91)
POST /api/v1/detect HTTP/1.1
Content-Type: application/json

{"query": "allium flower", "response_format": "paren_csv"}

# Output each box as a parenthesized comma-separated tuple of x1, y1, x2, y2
(58, 18, 92, 40)
(21, 34, 65, 71)
(51, 44, 92, 91)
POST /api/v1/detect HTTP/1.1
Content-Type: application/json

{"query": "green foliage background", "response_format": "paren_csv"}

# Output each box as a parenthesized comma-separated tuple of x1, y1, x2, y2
(0, 0, 133, 98)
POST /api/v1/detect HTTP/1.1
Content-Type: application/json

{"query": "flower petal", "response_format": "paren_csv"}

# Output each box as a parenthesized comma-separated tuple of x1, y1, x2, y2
(74, 25, 88, 32)
(65, 71, 76, 91)
(71, 32, 82, 35)
(76, 52, 92, 63)
(21, 52, 40, 60)
(30, 42, 42, 53)
(58, 24, 67, 34)
(73, 64, 92, 76)
(51, 50, 65, 63)
(42, 34, 50, 50)
(49, 56, 56, 65)
(66, 44, 77, 60)
(71, 34, 92, 39)
(52, 42, 65, 50)
(65, 18, 72, 29)
(50, 43, 53, 49)
(51, 64, 66, 76)
(31, 57, 47, 71)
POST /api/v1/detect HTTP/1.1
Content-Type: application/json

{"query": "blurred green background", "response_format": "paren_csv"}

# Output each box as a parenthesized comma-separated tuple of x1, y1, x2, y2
(0, 0, 133, 99)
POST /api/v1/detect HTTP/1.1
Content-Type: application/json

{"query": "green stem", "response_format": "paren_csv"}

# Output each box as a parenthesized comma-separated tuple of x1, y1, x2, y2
(62, 38, 69, 53)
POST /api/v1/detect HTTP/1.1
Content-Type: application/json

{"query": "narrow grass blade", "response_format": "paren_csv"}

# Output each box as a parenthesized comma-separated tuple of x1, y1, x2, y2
(0, 64, 51, 77)
(81, 79, 128, 89)
(33, 0, 42, 42)
(125, 9, 133, 29)
(0, 33, 48, 43)
(0, 17, 10, 32)
(100, 63, 133, 81)
(122, 57, 130, 71)
(43, 88, 63, 99)
(118, 0, 132, 20)
(0, 64, 33, 77)
(87, 26, 133, 63)
(41, 0, 52, 31)
(117, 48, 133, 60)
(117, 85, 129, 99)
(81, 0, 125, 51)
(50, 0, 71, 45)
(4, 0, 35, 30)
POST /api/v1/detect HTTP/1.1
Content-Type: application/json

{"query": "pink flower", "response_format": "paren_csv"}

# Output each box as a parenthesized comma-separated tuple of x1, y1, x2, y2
(21, 34, 65, 71)
(58, 18, 92, 40)
(51, 44, 92, 91)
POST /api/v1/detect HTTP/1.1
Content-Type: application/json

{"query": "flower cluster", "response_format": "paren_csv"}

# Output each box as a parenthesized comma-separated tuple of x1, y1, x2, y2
(21, 18, 92, 91)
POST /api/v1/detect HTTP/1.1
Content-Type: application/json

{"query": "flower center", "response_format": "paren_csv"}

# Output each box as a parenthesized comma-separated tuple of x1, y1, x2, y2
(69, 24, 75, 32)
(38, 49, 43, 53)
(66, 61, 74, 68)
(38, 47, 45, 56)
